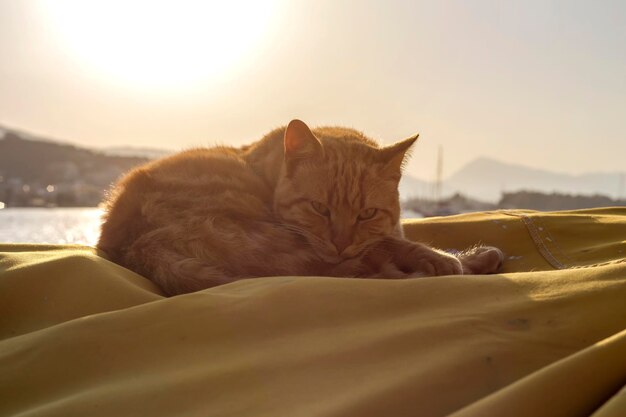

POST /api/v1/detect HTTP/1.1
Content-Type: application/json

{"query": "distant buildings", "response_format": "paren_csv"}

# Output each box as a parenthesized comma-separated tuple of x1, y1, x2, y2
(403, 190, 626, 217)
(0, 174, 104, 207)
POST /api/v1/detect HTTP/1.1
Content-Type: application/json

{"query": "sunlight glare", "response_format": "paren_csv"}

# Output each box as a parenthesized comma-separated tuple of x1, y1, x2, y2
(38, 0, 280, 90)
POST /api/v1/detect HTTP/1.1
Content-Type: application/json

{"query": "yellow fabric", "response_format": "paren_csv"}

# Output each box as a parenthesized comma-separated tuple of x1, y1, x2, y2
(1, 208, 625, 417)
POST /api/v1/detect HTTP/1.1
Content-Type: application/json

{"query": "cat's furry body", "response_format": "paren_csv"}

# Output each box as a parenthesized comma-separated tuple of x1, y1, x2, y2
(98, 120, 502, 295)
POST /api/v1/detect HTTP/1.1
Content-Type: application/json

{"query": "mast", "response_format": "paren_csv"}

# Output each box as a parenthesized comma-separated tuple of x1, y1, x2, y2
(434, 146, 443, 203)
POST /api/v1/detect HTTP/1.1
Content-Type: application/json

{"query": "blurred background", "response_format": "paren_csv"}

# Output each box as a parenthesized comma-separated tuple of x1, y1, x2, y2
(1, 0, 625, 244)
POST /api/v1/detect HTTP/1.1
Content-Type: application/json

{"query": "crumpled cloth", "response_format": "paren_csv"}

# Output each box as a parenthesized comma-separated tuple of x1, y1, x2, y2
(1, 208, 625, 417)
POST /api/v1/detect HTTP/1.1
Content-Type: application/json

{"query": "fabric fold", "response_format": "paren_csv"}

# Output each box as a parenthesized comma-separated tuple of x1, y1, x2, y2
(1, 208, 624, 417)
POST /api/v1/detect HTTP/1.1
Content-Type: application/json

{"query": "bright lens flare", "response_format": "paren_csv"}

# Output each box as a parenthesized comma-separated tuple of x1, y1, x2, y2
(38, 0, 279, 90)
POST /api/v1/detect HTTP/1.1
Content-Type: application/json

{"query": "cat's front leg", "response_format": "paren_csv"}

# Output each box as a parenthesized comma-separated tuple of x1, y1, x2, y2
(360, 237, 463, 278)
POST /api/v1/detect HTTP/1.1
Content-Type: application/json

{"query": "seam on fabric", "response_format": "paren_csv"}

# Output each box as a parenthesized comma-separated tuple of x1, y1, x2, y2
(569, 258, 626, 270)
(499, 210, 626, 270)
(519, 215, 567, 269)
(532, 216, 575, 267)
(499, 211, 566, 270)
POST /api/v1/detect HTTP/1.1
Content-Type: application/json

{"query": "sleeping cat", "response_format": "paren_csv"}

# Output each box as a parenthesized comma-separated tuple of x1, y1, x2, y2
(98, 120, 503, 295)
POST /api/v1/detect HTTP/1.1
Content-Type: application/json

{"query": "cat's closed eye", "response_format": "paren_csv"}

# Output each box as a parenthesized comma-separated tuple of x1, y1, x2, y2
(311, 201, 331, 217)
(358, 208, 378, 221)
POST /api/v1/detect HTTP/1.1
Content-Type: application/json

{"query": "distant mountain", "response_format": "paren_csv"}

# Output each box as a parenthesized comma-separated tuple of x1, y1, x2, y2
(399, 174, 430, 200)
(0, 129, 147, 186)
(442, 157, 625, 202)
(0, 126, 149, 206)
(102, 146, 173, 159)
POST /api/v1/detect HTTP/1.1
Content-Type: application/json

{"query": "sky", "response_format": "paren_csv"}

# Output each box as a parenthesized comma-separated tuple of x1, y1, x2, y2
(0, 0, 624, 181)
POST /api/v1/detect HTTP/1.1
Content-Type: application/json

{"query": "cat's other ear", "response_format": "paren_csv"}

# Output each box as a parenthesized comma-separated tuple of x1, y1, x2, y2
(378, 133, 419, 176)
(284, 119, 323, 160)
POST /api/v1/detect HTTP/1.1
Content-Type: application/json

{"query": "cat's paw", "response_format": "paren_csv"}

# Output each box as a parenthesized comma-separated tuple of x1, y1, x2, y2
(413, 251, 464, 277)
(458, 246, 504, 275)
(396, 243, 463, 277)
(360, 238, 464, 278)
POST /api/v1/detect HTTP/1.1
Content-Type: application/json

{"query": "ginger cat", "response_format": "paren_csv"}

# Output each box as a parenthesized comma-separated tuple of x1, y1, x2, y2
(98, 120, 503, 295)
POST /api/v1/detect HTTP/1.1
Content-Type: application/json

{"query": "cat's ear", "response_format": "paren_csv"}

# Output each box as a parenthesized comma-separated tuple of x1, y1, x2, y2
(284, 119, 323, 160)
(378, 133, 419, 176)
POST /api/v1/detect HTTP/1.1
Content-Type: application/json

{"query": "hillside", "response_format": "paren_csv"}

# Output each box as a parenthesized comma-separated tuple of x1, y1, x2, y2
(0, 131, 147, 185)
(399, 174, 430, 200)
(0, 127, 148, 206)
(442, 157, 625, 202)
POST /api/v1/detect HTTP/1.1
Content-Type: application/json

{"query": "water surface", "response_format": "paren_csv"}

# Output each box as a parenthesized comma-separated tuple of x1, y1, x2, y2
(0, 208, 102, 245)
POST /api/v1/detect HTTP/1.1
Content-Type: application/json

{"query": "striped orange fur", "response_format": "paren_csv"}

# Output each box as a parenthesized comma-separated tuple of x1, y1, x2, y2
(98, 120, 502, 295)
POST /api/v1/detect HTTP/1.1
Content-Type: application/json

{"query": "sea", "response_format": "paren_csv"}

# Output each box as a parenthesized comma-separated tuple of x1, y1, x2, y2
(0, 208, 103, 245)
(0, 207, 423, 245)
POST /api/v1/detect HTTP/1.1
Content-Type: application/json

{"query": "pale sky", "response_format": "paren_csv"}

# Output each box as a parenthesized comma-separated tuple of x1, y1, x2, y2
(1, 0, 624, 180)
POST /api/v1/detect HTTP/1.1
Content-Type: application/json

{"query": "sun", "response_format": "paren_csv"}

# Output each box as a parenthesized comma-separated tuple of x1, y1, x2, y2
(37, 0, 280, 90)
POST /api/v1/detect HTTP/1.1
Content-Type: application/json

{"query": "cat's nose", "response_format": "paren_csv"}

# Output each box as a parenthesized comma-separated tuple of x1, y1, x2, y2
(332, 235, 351, 255)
